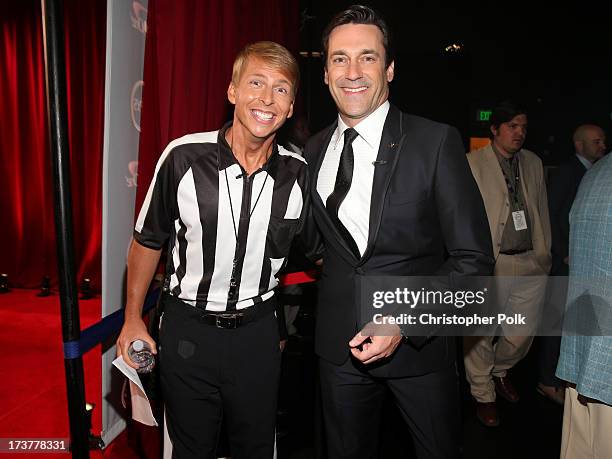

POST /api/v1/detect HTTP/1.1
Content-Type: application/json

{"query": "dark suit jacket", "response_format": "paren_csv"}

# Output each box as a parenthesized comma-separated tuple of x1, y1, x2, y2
(548, 155, 587, 276)
(304, 105, 494, 377)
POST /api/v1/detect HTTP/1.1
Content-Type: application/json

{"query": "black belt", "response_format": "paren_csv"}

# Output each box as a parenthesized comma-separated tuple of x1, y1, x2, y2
(199, 299, 276, 329)
(500, 249, 530, 255)
(162, 292, 276, 329)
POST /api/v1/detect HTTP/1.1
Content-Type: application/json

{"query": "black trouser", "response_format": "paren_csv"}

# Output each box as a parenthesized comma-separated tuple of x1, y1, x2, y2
(159, 295, 281, 459)
(538, 336, 563, 387)
(319, 357, 460, 459)
(538, 271, 567, 388)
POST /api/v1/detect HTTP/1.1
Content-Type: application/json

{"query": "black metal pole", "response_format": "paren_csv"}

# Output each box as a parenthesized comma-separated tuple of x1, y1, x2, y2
(41, 0, 90, 457)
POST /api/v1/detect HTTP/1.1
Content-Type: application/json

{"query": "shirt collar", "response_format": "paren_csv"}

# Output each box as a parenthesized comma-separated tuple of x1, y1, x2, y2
(576, 153, 593, 170)
(218, 121, 279, 173)
(491, 141, 520, 164)
(332, 101, 390, 150)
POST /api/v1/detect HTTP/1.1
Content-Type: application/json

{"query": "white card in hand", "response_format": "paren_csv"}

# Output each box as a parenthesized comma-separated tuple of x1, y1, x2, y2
(512, 210, 528, 231)
(113, 355, 158, 426)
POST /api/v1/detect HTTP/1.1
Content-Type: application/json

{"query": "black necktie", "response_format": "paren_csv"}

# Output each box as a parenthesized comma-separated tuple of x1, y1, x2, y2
(326, 128, 361, 259)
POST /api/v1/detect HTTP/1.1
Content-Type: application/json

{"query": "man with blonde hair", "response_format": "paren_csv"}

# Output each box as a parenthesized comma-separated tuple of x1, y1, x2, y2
(117, 41, 315, 458)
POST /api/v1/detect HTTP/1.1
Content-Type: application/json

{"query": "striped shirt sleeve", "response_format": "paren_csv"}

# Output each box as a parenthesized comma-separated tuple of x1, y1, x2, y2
(134, 147, 178, 249)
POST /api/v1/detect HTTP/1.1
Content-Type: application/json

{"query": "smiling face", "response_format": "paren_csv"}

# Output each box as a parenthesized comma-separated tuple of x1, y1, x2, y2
(324, 23, 394, 127)
(227, 56, 295, 142)
(491, 114, 528, 156)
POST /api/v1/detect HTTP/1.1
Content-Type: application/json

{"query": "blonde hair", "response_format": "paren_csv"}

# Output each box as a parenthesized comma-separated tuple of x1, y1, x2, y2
(231, 41, 299, 96)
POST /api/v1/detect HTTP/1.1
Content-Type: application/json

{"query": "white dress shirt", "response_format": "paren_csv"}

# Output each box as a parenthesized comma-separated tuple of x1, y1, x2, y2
(317, 101, 390, 256)
(576, 153, 593, 170)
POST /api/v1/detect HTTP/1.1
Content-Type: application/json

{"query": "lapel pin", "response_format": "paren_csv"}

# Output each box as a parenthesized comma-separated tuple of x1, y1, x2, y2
(388, 142, 398, 149)
(372, 160, 388, 166)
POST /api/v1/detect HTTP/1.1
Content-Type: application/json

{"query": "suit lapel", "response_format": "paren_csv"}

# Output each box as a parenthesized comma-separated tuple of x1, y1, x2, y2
(358, 105, 404, 265)
(572, 155, 587, 180)
(311, 122, 363, 265)
(311, 122, 337, 210)
(483, 144, 507, 192)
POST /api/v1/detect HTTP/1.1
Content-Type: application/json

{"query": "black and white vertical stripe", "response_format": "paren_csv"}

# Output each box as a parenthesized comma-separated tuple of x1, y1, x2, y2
(134, 125, 308, 311)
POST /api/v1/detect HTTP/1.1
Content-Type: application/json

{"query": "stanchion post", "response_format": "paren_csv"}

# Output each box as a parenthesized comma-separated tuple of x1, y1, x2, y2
(41, 0, 90, 456)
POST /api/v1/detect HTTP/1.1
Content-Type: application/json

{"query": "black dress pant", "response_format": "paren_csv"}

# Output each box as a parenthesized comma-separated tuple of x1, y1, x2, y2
(319, 356, 460, 459)
(538, 336, 563, 387)
(159, 295, 281, 459)
(537, 271, 567, 388)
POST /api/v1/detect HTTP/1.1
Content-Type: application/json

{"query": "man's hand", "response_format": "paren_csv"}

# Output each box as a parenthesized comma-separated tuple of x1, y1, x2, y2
(116, 317, 157, 370)
(280, 339, 287, 352)
(348, 321, 403, 365)
(118, 240, 162, 369)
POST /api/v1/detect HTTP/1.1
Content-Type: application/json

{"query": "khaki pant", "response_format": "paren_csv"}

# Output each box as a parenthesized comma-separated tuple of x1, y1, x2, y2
(464, 251, 548, 403)
(561, 386, 612, 459)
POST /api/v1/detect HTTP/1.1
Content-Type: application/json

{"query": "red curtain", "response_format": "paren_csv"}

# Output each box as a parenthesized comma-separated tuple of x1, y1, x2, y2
(136, 0, 300, 212)
(0, 0, 106, 289)
(0, 0, 299, 289)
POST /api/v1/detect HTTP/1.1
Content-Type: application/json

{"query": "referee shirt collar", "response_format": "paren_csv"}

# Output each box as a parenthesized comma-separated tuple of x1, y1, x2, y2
(217, 121, 279, 173)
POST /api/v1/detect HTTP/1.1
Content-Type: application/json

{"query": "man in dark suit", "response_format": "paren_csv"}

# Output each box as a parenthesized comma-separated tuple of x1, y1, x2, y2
(538, 123, 606, 403)
(549, 124, 606, 276)
(303, 5, 494, 458)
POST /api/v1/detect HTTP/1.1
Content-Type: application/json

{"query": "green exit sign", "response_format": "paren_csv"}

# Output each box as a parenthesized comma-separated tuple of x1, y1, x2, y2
(478, 109, 492, 122)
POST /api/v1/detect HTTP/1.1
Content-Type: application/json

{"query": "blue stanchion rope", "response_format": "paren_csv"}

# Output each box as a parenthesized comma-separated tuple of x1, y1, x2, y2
(63, 287, 160, 359)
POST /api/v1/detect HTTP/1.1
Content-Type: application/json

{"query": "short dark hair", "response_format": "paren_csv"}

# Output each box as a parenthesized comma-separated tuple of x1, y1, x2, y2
(321, 5, 394, 68)
(490, 100, 527, 131)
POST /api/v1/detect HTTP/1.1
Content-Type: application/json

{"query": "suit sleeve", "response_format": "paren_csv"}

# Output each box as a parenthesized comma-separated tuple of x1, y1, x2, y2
(293, 142, 324, 263)
(548, 167, 571, 273)
(536, 160, 552, 271)
(275, 300, 289, 340)
(433, 126, 495, 278)
(401, 126, 495, 347)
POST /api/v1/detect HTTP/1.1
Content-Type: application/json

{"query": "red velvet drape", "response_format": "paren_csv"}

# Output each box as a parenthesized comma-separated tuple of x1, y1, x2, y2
(136, 0, 300, 212)
(1, 0, 299, 289)
(0, 1, 54, 288)
(0, 0, 106, 289)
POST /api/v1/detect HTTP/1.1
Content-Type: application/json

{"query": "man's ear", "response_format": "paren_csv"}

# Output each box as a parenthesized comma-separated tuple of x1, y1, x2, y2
(287, 101, 294, 119)
(324, 67, 329, 86)
(574, 140, 582, 154)
(386, 61, 395, 82)
(227, 82, 236, 105)
(490, 125, 497, 137)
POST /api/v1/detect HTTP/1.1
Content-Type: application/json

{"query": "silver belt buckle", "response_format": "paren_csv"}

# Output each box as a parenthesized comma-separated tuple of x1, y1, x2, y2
(215, 313, 241, 329)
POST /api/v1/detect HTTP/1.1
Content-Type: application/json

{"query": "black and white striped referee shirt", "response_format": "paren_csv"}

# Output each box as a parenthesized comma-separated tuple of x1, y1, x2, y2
(134, 123, 310, 311)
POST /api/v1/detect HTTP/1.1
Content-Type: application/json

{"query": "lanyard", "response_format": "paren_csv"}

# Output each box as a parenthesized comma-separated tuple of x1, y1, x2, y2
(492, 144, 522, 208)
(224, 167, 269, 241)
(504, 157, 521, 207)
(217, 132, 272, 241)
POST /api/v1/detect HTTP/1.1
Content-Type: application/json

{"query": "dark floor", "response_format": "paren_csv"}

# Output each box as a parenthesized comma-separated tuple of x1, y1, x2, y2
(274, 290, 564, 459)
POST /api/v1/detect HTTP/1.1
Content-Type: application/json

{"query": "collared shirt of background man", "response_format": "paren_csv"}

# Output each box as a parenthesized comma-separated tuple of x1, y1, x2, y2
(304, 5, 493, 458)
(117, 41, 316, 459)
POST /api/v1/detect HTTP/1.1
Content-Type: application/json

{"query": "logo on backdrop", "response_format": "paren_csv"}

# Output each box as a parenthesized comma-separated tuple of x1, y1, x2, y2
(131, 80, 144, 132)
(130, 1, 147, 34)
(126, 161, 138, 187)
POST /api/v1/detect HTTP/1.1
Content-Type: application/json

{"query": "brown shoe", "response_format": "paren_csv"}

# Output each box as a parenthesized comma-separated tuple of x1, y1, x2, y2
(493, 376, 520, 403)
(537, 383, 565, 405)
(476, 402, 500, 427)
